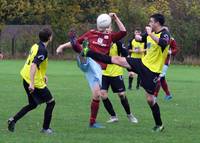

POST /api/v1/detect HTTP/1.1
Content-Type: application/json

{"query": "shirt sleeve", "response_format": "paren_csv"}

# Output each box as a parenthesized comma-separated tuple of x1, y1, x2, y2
(141, 32, 148, 42)
(32, 48, 47, 67)
(170, 38, 179, 56)
(116, 41, 128, 57)
(127, 39, 133, 50)
(158, 31, 170, 51)
(111, 31, 127, 42)
(77, 31, 90, 44)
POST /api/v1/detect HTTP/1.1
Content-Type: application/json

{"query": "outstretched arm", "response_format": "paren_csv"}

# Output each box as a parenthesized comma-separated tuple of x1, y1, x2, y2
(110, 13, 127, 42)
(109, 13, 126, 32)
(56, 42, 72, 54)
(56, 29, 84, 54)
(56, 38, 83, 54)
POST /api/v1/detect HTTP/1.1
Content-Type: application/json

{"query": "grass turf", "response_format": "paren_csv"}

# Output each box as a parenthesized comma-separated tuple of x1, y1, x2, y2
(0, 60, 200, 143)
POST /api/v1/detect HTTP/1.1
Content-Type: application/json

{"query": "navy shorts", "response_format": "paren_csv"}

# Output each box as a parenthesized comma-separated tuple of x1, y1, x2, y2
(23, 79, 53, 105)
(126, 58, 159, 94)
(101, 75, 125, 93)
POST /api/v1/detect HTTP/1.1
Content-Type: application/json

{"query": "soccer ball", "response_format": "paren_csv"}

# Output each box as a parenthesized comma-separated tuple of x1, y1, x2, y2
(97, 14, 112, 30)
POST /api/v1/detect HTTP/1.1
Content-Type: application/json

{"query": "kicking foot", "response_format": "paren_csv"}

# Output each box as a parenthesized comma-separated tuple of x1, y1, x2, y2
(80, 40, 89, 57)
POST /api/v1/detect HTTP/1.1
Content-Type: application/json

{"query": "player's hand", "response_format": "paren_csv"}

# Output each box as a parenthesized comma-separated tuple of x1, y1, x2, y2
(109, 13, 117, 20)
(146, 26, 152, 35)
(135, 35, 142, 41)
(56, 46, 63, 55)
(28, 83, 35, 94)
(44, 75, 48, 84)
(134, 48, 139, 53)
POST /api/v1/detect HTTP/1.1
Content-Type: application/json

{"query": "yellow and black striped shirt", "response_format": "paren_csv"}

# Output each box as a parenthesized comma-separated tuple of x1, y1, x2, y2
(103, 42, 127, 77)
(20, 42, 48, 88)
(129, 39, 145, 59)
(141, 29, 170, 73)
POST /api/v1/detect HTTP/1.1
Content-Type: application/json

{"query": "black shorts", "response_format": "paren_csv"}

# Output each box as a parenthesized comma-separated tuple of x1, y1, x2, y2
(23, 79, 53, 105)
(101, 75, 125, 93)
(126, 58, 159, 94)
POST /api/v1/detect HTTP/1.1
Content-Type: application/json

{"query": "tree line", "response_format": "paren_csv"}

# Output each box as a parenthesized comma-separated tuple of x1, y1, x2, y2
(0, 0, 200, 62)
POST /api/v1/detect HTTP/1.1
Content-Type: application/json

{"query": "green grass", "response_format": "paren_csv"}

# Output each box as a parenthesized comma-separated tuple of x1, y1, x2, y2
(0, 60, 200, 143)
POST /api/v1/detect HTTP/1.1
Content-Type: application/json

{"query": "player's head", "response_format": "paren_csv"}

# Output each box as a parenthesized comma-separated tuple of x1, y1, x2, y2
(149, 13, 165, 30)
(39, 28, 52, 43)
(96, 13, 112, 32)
(134, 27, 142, 36)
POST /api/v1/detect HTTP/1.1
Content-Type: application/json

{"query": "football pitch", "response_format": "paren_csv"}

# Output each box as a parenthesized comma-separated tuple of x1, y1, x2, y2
(0, 60, 199, 143)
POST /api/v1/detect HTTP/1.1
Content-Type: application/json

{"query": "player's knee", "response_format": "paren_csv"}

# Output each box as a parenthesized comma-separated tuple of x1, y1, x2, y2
(101, 94, 108, 100)
(146, 95, 155, 106)
(118, 92, 125, 98)
(160, 76, 165, 81)
(92, 92, 100, 100)
(92, 85, 101, 97)
(129, 74, 134, 78)
(47, 100, 55, 110)
(128, 72, 134, 77)
(101, 90, 108, 96)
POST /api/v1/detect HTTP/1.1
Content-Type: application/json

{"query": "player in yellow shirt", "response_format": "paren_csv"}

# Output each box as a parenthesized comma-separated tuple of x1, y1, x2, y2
(101, 41, 138, 123)
(8, 28, 55, 134)
(81, 13, 170, 132)
(128, 28, 146, 90)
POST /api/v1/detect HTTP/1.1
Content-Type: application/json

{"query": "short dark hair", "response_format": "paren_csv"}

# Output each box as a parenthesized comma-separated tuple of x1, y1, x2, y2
(135, 27, 141, 32)
(150, 13, 165, 26)
(39, 28, 52, 42)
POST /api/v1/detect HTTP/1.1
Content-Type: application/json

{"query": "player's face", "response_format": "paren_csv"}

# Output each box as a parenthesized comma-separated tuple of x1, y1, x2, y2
(97, 27, 106, 32)
(134, 30, 141, 36)
(49, 35, 53, 42)
(149, 18, 158, 31)
(106, 25, 112, 33)
(97, 23, 111, 32)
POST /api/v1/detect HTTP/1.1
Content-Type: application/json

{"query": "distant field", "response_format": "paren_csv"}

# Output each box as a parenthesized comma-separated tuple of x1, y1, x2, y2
(0, 60, 200, 143)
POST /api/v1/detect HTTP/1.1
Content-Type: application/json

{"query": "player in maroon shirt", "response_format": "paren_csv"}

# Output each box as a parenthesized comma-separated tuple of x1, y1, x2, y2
(154, 26, 179, 100)
(56, 13, 126, 128)
(73, 13, 126, 69)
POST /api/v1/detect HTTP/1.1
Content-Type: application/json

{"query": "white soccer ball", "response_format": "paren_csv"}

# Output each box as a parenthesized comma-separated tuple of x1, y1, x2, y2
(97, 14, 112, 30)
